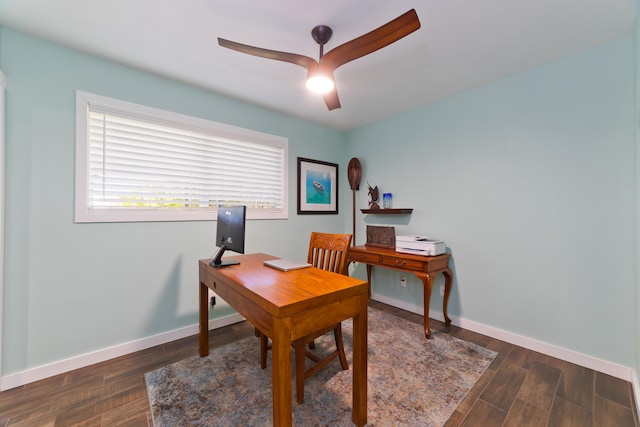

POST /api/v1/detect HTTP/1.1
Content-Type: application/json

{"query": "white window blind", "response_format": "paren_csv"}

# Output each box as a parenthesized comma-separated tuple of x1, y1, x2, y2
(75, 92, 288, 222)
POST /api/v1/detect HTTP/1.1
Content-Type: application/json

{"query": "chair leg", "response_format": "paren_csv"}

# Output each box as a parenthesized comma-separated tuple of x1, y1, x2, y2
(334, 323, 348, 370)
(263, 323, 347, 404)
(294, 340, 307, 404)
(260, 333, 268, 369)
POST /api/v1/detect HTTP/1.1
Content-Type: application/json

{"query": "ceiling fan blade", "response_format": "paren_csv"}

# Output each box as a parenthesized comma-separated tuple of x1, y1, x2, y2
(218, 38, 317, 70)
(323, 88, 341, 110)
(320, 9, 421, 72)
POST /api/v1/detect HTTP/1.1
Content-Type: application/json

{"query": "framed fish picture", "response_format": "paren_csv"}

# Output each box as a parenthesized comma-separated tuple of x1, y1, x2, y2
(297, 157, 338, 214)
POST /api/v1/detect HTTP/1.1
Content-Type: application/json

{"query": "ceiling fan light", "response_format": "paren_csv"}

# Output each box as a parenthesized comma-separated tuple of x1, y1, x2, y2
(306, 75, 334, 94)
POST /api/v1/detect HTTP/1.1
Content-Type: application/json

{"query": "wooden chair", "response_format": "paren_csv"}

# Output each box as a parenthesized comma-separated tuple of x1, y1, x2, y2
(259, 232, 353, 404)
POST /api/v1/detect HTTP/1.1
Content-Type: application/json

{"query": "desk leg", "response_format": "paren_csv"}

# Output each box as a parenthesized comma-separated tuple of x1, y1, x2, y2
(199, 281, 209, 357)
(366, 264, 372, 297)
(417, 273, 434, 339)
(442, 268, 453, 327)
(271, 317, 293, 427)
(352, 294, 368, 427)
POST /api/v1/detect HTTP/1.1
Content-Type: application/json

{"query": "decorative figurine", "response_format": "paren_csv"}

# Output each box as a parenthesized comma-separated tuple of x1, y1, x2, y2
(367, 182, 380, 209)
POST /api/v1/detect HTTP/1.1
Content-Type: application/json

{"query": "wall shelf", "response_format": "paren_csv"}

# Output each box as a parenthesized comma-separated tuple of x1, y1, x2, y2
(360, 208, 413, 214)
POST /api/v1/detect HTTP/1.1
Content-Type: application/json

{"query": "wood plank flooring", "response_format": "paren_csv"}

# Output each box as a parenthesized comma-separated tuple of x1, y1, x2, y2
(1, 300, 637, 426)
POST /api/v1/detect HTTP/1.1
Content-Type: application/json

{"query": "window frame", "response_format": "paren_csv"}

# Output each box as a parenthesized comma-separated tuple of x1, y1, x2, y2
(75, 91, 288, 223)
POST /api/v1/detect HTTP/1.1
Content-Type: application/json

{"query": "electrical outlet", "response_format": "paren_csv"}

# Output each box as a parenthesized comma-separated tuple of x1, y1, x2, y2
(440, 284, 445, 297)
(400, 277, 407, 287)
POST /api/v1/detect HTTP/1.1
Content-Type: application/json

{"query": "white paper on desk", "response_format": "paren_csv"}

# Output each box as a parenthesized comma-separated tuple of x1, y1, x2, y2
(263, 259, 312, 272)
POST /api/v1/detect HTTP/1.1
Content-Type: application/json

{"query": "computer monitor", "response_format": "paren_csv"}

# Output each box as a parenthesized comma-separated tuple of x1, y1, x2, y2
(210, 205, 246, 268)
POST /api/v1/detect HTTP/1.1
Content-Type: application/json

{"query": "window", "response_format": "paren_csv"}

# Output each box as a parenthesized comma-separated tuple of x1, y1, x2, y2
(75, 91, 288, 222)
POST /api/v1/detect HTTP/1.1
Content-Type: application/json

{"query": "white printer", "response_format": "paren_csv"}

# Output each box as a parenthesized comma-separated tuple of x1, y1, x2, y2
(395, 235, 446, 256)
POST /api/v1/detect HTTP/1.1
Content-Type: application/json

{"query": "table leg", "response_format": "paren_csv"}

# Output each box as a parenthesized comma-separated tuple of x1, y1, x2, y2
(352, 294, 368, 427)
(417, 273, 434, 339)
(442, 268, 453, 327)
(366, 264, 372, 297)
(271, 317, 292, 427)
(199, 281, 209, 357)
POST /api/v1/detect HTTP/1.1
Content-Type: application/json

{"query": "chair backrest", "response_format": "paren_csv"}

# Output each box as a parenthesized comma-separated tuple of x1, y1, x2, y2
(307, 232, 353, 275)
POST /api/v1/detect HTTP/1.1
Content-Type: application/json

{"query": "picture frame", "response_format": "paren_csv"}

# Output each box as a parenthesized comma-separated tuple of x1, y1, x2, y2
(297, 157, 338, 214)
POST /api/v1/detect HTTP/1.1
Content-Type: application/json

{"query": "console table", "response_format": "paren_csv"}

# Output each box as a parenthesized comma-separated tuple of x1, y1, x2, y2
(346, 245, 452, 339)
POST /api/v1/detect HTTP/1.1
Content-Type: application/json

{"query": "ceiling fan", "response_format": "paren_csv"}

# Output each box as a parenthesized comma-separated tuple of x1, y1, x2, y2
(218, 9, 421, 111)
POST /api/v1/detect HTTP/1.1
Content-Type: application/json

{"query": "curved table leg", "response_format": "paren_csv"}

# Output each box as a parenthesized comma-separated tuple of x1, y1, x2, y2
(442, 268, 453, 327)
(417, 272, 433, 339)
(417, 269, 453, 339)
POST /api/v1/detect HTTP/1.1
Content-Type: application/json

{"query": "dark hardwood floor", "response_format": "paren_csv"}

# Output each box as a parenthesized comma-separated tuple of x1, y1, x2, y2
(1, 300, 638, 426)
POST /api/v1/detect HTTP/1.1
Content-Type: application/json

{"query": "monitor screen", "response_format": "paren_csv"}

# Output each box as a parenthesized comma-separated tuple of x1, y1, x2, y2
(210, 205, 246, 267)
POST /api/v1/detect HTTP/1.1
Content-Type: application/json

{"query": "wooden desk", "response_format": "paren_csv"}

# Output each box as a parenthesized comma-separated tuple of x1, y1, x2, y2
(199, 253, 369, 427)
(346, 245, 452, 339)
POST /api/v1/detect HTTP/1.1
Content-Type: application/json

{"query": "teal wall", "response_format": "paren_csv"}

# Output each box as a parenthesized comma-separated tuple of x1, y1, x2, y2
(635, 12, 640, 390)
(0, 28, 347, 375)
(0, 24, 637, 378)
(347, 36, 635, 367)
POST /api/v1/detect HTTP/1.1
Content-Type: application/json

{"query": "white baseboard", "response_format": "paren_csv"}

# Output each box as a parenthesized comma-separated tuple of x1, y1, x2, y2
(371, 293, 635, 382)
(632, 369, 640, 418)
(1, 313, 245, 391)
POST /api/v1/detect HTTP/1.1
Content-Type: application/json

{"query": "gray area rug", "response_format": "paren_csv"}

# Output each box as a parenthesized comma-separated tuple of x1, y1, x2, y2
(145, 307, 496, 426)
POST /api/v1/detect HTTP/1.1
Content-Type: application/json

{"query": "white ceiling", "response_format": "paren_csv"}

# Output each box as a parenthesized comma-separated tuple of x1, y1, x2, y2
(0, 0, 636, 131)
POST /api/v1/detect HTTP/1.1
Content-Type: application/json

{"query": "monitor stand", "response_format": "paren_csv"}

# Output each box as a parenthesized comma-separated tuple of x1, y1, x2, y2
(209, 245, 240, 268)
(209, 259, 240, 268)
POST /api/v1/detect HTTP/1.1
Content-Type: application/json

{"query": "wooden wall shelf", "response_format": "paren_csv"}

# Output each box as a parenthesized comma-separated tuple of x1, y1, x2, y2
(360, 208, 413, 214)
